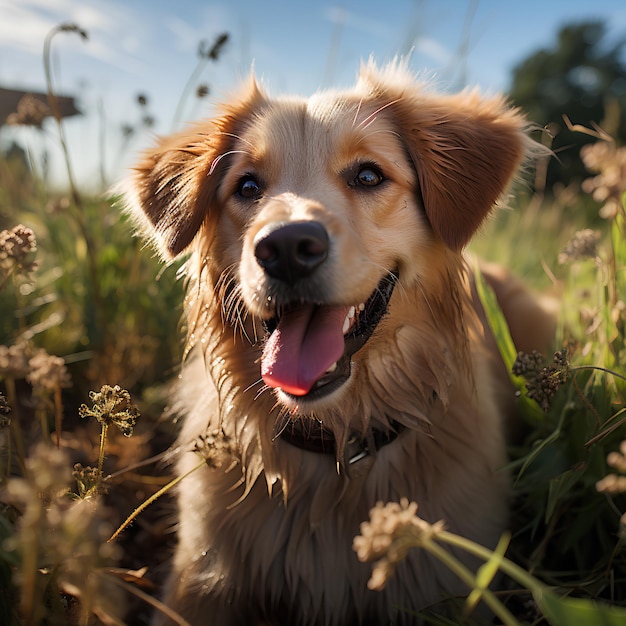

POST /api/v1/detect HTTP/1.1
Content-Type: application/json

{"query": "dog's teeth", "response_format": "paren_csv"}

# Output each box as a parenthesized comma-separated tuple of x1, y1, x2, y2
(326, 362, 338, 373)
(358, 302, 365, 311)
(342, 315, 351, 334)
(342, 306, 357, 334)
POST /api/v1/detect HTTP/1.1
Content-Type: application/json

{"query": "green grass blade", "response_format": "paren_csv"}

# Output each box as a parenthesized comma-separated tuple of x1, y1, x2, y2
(539, 590, 626, 626)
(473, 266, 544, 425)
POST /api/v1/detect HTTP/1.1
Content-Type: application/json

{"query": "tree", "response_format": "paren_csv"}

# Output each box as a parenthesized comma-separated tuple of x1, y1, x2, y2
(509, 21, 626, 190)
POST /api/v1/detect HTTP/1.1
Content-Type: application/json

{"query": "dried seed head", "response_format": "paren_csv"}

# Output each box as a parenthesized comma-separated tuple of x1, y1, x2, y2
(0, 224, 38, 275)
(26, 349, 71, 393)
(512, 350, 544, 377)
(0, 341, 34, 379)
(78, 385, 140, 437)
(6, 95, 51, 128)
(580, 141, 626, 220)
(58, 22, 88, 40)
(199, 32, 229, 60)
(558, 229, 601, 264)
(194, 428, 235, 470)
(196, 84, 210, 98)
(72, 463, 103, 498)
(353, 499, 444, 590)
(512, 350, 570, 412)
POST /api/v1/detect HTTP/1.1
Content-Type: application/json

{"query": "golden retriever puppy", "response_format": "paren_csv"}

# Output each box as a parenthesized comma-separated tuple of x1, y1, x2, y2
(125, 62, 552, 625)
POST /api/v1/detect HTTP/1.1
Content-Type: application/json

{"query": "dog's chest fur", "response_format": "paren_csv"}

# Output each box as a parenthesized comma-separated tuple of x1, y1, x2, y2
(163, 302, 508, 625)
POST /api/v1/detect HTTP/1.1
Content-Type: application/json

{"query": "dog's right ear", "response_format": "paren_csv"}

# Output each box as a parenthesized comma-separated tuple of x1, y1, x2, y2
(123, 77, 265, 259)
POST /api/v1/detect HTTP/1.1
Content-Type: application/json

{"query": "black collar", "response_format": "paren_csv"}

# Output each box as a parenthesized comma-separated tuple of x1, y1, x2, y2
(277, 418, 403, 465)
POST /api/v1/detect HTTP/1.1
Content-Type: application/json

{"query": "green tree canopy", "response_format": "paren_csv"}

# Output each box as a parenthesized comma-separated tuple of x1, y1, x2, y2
(509, 21, 626, 190)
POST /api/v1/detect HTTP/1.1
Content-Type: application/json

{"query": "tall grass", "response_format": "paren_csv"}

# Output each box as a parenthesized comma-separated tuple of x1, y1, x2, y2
(0, 19, 625, 626)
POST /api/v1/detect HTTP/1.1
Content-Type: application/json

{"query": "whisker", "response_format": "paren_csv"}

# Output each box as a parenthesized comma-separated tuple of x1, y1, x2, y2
(352, 98, 364, 128)
(356, 98, 402, 130)
(243, 377, 266, 395)
(271, 410, 293, 441)
(215, 131, 255, 149)
(209, 150, 248, 175)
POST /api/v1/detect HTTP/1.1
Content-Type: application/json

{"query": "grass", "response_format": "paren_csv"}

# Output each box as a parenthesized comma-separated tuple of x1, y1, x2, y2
(0, 20, 625, 626)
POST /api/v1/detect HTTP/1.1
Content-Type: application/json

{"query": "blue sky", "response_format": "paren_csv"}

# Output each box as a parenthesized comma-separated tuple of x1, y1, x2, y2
(1, 0, 625, 189)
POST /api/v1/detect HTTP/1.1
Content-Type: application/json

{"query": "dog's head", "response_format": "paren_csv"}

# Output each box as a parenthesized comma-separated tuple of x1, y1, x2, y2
(125, 62, 529, 419)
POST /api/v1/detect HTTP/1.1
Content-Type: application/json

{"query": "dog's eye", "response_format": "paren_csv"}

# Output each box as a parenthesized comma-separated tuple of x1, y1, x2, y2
(237, 175, 263, 199)
(354, 166, 384, 188)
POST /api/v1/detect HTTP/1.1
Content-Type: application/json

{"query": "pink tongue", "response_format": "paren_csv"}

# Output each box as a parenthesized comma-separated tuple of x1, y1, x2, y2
(261, 304, 349, 396)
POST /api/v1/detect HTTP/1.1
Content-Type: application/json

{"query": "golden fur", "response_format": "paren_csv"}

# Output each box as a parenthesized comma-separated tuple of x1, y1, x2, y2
(125, 62, 553, 625)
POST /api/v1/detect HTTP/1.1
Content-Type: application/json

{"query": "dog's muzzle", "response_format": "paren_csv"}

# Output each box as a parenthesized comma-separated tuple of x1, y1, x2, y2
(255, 221, 398, 399)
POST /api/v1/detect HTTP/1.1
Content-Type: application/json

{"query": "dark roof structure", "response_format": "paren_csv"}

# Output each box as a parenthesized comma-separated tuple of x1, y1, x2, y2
(0, 87, 81, 127)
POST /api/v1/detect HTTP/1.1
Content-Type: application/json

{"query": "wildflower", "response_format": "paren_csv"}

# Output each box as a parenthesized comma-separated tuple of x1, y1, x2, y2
(57, 22, 88, 40)
(194, 427, 235, 470)
(512, 350, 570, 412)
(511, 350, 545, 377)
(7, 442, 71, 509)
(25, 349, 71, 445)
(78, 385, 140, 437)
(136, 93, 148, 107)
(0, 341, 33, 379)
(596, 440, 626, 495)
(199, 33, 229, 60)
(597, 441, 626, 540)
(353, 499, 445, 590)
(72, 463, 103, 498)
(6, 94, 51, 129)
(0, 224, 38, 277)
(26, 349, 71, 393)
(558, 229, 601, 264)
(580, 140, 626, 220)
(196, 84, 210, 98)
(6, 443, 123, 622)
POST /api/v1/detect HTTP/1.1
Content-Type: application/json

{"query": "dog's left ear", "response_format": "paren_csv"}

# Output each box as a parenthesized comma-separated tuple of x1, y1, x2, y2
(123, 77, 265, 259)
(124, 126, 224, 258)
(360, 65, 529, 251)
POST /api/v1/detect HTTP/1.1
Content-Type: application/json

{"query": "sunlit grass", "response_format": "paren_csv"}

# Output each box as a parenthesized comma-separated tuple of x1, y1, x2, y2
(0, 19, 625, 626)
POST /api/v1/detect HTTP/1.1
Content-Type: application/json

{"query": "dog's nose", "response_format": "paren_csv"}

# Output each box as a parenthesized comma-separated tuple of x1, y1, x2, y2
(254, 221, 329, 285)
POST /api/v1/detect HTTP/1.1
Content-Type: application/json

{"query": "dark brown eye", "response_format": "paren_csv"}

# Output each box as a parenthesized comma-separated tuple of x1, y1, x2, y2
(237, 175, 262, 199)
(354, 166, 384, 188)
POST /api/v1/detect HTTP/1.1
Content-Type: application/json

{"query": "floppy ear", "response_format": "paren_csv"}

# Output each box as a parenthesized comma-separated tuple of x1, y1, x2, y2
(359, 64, 529, 251)
(123, 78, 265, 258)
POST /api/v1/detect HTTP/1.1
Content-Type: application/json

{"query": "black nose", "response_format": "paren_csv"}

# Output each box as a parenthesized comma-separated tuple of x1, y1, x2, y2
(254, 221, 329, 285)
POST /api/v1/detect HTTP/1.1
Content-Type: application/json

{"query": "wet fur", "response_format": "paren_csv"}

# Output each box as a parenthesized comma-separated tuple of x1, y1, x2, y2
(125, 62, 553, 625)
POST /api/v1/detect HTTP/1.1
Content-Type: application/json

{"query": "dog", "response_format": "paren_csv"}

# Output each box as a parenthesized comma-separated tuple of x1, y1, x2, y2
(124, 61, 554, 625)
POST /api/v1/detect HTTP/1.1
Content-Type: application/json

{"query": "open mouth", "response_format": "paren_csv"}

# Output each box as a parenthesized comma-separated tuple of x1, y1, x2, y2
(260, 271, 398, 399)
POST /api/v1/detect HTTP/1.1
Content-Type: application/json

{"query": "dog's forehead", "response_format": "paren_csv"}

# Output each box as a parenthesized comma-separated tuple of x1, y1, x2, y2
(236, 91, 401, 170)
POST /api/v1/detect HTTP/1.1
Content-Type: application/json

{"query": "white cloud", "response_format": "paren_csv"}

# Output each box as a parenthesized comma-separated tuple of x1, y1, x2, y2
(414, 37, 452, 66)
(0, 0, 145, 73)
(324, 5, 391, 39)
(0, 0, 59, 53)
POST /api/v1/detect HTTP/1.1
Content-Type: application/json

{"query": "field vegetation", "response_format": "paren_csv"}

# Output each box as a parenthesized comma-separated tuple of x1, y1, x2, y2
(0, 19, 625, 626)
